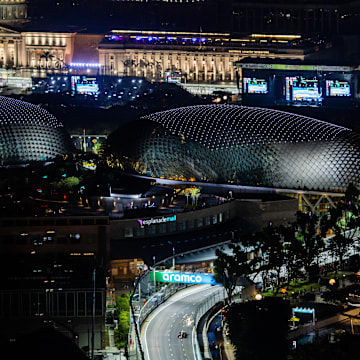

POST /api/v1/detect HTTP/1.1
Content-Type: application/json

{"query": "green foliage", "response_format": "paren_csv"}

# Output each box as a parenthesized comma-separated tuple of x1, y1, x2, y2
(214, 184, 360, 300)
(320, 184, 360, 270)
(115, 294, 130, 313)
(113, 294, 131, 349)
(295, 211, 323, 281)
(214, 243, 252, 303)
(92, 142, 102, 155)
(226, 298, 291, 360)
(184, 186, 201, 205)
(51, 176, 80, 190)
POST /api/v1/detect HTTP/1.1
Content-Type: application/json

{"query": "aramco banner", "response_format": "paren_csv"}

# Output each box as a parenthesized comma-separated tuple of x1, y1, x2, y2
(150, 271, 220, 285)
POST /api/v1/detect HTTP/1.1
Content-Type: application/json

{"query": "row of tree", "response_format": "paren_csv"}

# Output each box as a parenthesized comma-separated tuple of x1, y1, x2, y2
(214, 185, 360, 301)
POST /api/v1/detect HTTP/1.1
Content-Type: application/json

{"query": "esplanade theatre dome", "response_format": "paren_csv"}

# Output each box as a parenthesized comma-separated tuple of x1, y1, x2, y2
(104, 104, 360, 192)
(0, 96, 69, 164)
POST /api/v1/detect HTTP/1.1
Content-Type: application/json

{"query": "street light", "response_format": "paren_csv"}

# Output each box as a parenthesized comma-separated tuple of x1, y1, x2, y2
(153, 255, 156, 294)
(172, 246, 175, 270)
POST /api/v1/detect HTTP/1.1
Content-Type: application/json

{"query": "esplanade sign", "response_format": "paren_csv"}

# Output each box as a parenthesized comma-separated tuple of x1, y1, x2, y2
(137, 215, 176, 227)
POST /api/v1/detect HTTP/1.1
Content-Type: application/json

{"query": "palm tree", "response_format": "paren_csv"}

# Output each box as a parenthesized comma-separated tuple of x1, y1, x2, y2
(122, 59, 138, 76)
(55, 57, 66, 69)
(40, 51, 55, 69)
(185, 187, 201, 206)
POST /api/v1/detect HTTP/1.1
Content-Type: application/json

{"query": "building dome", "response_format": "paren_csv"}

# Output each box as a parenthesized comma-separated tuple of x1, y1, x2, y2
(105, 104, 360, 192)
(0, 96, 70, 164)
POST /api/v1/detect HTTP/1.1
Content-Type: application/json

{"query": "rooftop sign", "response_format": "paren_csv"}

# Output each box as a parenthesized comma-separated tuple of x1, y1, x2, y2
(150, 271, 220, 285)
(137, 215, 176, 227)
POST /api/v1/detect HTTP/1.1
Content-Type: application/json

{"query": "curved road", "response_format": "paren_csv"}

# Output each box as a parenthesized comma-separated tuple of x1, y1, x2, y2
(141, 285, 222, 360)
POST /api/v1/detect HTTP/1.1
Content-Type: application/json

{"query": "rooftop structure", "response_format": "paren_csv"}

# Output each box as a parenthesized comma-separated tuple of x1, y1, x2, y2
(104, 104, 360, 192)
(0, 96, 70, 164)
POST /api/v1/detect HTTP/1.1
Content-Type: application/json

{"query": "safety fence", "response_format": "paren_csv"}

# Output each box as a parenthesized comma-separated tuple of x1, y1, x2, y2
(193, 287, 226, 360)
(127, 270, 190, 359)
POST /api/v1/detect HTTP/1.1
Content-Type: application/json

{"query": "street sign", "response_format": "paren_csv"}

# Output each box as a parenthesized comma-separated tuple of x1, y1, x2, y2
(150, 271, 220, 285)
(293, 307, 314, 314)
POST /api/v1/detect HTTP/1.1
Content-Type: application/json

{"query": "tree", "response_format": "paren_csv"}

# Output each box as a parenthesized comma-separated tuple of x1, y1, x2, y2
(51, 176, 80, 191)
(282, 224, 304, 287)
(40, 51, 55, 69)
(214, 243, 251, 304)
(320, 184, 360, 271)
(122, 59, 137, 76)
(296, 211, 323, 281)
(188, 186, 200, 206)
(114, 294, 130, 349)
(115, 294, 130, 313)
(92, 142, 101, 155)
(184, 187, 200, 207)
(226, 298, 291, 360)
(255, 224, 288, 294)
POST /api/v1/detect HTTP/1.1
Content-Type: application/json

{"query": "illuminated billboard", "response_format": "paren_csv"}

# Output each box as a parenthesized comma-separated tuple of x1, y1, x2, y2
(150, 271, 220, 285)
(165, 71, 182, 84)
(285, 76, 322, 104)
(71, 76, 99, 95)
(243, 77, 268, 94)
(326, 80, 351, 97)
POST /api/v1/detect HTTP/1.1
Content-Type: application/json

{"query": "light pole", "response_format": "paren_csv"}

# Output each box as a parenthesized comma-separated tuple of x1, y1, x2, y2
(172, 247, 175, 270)
(153, 255, 156, 294)
(91, 267, 96, 360)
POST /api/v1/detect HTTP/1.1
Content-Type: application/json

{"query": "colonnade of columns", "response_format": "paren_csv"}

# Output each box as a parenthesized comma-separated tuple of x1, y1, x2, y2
(100, 50, 236, 82)
(0, 38, 20, 66)
(0, 3, 27, 21)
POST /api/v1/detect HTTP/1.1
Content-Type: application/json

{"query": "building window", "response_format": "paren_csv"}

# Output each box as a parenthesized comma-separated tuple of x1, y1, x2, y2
(147, 226, 156, 236)
(169, 223, 177, 232)
(212, 215, 217, 225)
(57, 237, 67, 244)
(197, 218, 203, 228)
(124, 227, 133, 238)
(205, 216, 211, 226)
(69, 233, 81, 243)
(135, 227, 145, 237)
(219, 212, 223, 223)
(188, 219, 195, 229)
(178, 222, 186, 231)
(159, 224, 167, 233)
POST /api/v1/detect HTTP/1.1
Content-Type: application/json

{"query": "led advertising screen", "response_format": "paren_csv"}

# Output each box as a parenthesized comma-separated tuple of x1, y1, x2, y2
(165, 71, 182, 84)
(243, 78, 268, 94)
(326, 80, 351, 97)
(285, 76, 322, 104)
(71, 76, 99, 95)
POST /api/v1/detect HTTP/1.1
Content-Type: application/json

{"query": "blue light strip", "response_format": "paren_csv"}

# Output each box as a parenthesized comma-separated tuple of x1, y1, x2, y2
(293, 307, 314, 314)
(70, 63, 101, 68)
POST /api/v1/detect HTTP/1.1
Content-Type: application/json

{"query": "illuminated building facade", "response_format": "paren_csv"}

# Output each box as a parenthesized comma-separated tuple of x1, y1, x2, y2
(104, 104, 360, 192)
(0, 26, 75, 69)
(98, 31, 320, 83)
(0, 96, 70, 164)
(0, 0, 27, 22)
(0, 25, 332, 86)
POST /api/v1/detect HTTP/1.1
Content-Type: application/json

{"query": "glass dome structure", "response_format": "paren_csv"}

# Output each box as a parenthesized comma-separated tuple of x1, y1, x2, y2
(105, 104, 360, 192)
(0, 96, 69, 164)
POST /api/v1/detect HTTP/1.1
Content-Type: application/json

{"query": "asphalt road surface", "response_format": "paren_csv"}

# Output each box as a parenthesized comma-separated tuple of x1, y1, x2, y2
(142, 285, 222, 360)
